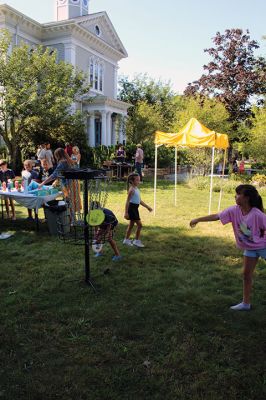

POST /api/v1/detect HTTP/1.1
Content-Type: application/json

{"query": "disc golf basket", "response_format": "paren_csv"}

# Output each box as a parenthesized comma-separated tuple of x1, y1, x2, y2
(57, 176, 110, 244)
(57, 168, 110, 287)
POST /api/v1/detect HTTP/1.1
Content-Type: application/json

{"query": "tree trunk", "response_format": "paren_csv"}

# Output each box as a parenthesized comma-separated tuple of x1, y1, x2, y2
(9, 118, 22, 173)
(10, 143, 22, 174)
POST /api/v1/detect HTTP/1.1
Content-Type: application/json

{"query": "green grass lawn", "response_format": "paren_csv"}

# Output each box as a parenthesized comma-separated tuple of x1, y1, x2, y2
(1, 181, 266, 400)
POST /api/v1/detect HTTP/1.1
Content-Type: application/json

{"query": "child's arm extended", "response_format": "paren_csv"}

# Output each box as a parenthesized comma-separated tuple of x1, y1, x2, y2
(190, 213, 219, 228)
(140, 200, 152, 212)
(124, 188, 134, 220)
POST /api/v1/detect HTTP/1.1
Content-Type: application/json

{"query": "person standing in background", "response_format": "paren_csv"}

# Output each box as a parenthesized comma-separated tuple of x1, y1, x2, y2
(39, 148, 81, 219)
(71, 146, 81, 168)
(0, 160, 16, 220)
(134, 144, 144, 182)
(45, 143, 54, 169)
(65, 143, 73, 157)
(239, 160, 245, 175)
(37, 144, 47, 163)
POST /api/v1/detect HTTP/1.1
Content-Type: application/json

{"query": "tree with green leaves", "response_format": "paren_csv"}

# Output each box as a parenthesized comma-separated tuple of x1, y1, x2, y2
(118, 74, 177, 143)
(246, 106, 266, 164)
(0, 30, 89, 170)
(173, 95, 231, 135)
(126, 101, 165, 144)
(184, 29, 266, 129)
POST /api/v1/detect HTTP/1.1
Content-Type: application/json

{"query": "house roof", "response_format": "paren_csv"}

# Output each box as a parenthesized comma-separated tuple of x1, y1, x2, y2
(0, 4, 127, 59)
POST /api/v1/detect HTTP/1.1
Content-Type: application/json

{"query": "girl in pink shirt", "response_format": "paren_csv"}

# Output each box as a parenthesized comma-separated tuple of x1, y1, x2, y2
(190, 184, 266, 311)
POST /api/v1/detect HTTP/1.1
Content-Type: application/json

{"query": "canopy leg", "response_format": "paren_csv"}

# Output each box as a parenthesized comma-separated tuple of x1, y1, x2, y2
(208, 147, 215, 215)
(174, 146, 177, 206)
(153, 145, 158, 215)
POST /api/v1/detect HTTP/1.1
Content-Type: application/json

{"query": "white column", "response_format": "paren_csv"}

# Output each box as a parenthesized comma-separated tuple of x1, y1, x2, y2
(208, 146, 215, 215)
(89, 112, 95, 147)
(154, 145, 158, 215)
(174, 146, 177, 207)
(118, 115, 124, 144)
(64, 43, 76, 66)
(111, 117, 116, 145)
(101, 111, 107, 145)
(106, 112, 112, 146)
(123, 116, 128, 144)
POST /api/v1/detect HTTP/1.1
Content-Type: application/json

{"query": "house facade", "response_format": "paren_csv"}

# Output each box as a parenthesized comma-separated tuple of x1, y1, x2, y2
(0, 0, 130, 146)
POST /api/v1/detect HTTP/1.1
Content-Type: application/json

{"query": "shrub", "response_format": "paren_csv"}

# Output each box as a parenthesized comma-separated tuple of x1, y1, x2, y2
(229, 173, 252, 183)
(251, 174, 266, 187)
(82, 145, 116, 168)
(187, 176, 248, 194)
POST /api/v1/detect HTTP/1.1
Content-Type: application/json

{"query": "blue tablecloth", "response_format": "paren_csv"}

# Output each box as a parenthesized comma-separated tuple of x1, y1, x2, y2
(0, 190, 61, 212)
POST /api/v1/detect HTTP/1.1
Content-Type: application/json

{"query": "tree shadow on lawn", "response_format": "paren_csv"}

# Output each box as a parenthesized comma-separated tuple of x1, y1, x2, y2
(1, 222, 266, 400)
(2, 222, 266, 335)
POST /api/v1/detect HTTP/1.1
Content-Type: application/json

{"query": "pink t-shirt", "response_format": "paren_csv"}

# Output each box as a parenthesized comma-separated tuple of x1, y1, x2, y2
(219, 205, 266, 250)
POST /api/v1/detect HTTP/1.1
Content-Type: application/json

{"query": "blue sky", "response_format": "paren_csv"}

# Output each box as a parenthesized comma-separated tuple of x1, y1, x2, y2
(1, 0, 266, 93)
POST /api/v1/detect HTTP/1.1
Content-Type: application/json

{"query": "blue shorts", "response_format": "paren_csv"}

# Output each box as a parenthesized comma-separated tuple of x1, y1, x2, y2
(243, 248, 266, 259)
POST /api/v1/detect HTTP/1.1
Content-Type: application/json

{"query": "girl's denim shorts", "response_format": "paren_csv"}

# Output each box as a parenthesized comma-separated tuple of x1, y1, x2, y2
(243, 248, 266, 259)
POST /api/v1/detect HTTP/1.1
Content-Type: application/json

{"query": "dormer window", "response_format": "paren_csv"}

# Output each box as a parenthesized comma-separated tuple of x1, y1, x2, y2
(89, 57, 104, 93)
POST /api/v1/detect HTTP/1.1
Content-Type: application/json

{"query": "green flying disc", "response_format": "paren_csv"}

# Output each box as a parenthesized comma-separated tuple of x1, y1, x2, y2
(86, 209, 105, 226)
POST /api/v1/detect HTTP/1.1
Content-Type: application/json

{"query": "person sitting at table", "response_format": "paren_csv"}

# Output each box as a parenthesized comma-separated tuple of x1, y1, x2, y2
(0, 159, 16, 220)
(22, 159, 40, 220)
(39, 158, 54, 185)
(116, 144, 126, 163)
(39, 148, 81, 219)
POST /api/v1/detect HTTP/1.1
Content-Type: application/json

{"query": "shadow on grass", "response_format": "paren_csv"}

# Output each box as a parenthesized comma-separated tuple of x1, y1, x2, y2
(1, 221, 266, 399)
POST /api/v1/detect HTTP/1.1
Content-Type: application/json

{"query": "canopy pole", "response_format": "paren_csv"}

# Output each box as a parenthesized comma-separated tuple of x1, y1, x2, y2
(218, 148, 227, 211)
(174, 146, 177, 206)
(208, 146, 215, 215)
(154, 144, 158, 215)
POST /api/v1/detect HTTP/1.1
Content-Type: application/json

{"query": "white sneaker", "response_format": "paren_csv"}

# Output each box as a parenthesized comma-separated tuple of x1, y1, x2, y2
(0, 233, 12, 240)
(133, 239, 145, 248)
(123, 238, 133, 246)
(230, 302, 251, 311)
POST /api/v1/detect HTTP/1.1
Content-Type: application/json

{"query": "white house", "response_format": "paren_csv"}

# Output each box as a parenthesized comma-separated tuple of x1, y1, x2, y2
(0, 0, 130, 146)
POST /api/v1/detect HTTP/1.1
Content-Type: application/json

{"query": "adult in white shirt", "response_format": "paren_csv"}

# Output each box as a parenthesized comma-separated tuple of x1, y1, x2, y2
(135, 143, 144, 181)
(37, 143, 47, 162)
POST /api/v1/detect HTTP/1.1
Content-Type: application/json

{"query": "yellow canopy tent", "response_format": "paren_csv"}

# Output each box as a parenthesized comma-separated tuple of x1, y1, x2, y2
(154, 118, 229, 214)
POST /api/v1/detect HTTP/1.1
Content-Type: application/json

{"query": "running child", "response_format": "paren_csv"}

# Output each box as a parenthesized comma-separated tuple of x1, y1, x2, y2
(123, 173, 152, 248)
(190, 184, 266, 311)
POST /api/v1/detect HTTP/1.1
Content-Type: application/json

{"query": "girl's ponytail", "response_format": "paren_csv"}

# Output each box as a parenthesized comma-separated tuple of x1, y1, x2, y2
(236, 184, 264, 212)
